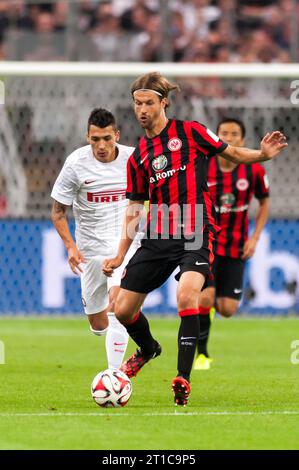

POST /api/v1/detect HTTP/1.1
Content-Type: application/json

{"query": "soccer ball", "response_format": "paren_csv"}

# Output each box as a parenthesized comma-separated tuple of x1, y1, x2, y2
(91, 369, 132, 408)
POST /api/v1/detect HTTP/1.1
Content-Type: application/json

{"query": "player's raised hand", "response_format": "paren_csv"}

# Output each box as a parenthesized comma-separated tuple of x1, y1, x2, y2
(102, 256, 124, 277)
(68, 245, 85, 275)
(260, 131, 288, 160)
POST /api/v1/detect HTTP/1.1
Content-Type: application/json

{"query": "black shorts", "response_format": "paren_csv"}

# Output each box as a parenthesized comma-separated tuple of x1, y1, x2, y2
(121, 234, 214, 294)
(205, 255, 245, 300)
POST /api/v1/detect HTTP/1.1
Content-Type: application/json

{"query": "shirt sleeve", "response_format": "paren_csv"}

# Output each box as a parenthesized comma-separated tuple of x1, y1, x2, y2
(51, 159, 80, 206)
(126, 156, 149, 201)
(190, 121, 228, 157)
(254, 165, 270, 200)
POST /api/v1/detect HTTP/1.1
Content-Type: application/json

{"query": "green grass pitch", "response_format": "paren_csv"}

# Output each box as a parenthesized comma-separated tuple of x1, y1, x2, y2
(0, 316, 298, 450)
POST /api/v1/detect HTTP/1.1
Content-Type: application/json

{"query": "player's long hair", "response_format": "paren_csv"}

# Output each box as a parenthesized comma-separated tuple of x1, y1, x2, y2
(131, 72, 180, 108)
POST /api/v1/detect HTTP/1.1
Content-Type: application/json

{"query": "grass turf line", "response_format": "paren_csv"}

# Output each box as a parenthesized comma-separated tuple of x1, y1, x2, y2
(0, 316, 298, 450)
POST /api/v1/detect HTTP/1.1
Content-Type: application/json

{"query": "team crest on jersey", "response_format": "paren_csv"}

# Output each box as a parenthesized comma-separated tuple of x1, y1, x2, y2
(167, 137, 182, 151)
(236, 179, 249, 191)
(220, 193, 235, 206)
(152, 155, 168, 172)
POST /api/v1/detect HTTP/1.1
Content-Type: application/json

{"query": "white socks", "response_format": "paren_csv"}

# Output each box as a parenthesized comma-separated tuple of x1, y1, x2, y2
(90, 326, 109, 336)
(105, 313, 129, 370)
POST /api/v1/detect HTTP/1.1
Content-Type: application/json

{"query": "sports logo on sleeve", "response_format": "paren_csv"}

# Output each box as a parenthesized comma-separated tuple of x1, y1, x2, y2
(167, 137, 182, 151)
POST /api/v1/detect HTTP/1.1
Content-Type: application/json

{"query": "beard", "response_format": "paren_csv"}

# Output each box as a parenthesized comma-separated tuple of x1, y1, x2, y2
(138, 115, 154, 129)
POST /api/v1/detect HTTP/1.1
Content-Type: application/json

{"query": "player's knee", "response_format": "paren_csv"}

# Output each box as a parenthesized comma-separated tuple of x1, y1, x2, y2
(108, 299, 116, 313)
(88, 314, 109, 331)
(114, 300, 131, 324)
(218, 303, 238, 318)
(200, 292, 214, 309)
(177, 289, 200, 311)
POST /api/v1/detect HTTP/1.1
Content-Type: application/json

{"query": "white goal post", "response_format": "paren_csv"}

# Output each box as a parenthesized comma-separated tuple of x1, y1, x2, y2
(0, 61, 299, 78)
(0, 61, 298, 218)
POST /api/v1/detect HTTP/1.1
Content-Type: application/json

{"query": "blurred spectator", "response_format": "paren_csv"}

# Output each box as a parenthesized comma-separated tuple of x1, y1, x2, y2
(236, 29, 290, 63)
(0, 39, 6, 59)
(23, 11, 65, 61)
(78, 1, 95, 32)
(89, 2, 123, 61)
(171, 0, 221, 38)
(135, 11, 162, 62)
(0, 174, 7, 217)
(0, 0, 296, 63)
(171, 10, 193, 61)
(53, 1, 68, 31)
(120, 2, 153, 33)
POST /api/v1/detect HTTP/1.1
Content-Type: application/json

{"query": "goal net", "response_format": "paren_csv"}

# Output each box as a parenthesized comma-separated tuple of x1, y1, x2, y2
(0, 62, 298, 314)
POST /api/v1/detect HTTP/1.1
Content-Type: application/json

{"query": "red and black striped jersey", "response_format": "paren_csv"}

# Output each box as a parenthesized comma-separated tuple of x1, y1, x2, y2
(126, 119, 227, 238)
(207, 157, 270, 259)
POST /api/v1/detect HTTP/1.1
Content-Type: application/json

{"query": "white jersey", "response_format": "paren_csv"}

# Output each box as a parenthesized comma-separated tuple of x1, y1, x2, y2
(51, 143, 135, 258)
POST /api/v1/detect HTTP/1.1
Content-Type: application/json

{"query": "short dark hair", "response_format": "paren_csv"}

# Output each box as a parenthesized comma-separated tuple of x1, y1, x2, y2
(216, 118, 246, 138)
(87, 108, 117, 132)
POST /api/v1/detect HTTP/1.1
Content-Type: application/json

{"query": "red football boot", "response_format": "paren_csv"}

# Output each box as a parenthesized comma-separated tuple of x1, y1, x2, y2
(171, 376, 191, 406)
(120, 342, 162, 378)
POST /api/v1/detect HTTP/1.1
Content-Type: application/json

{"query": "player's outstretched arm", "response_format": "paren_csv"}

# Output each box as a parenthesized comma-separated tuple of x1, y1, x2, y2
(220, 131, 288, 164)
(51, 200, 85, 275)
(102, 199, 144, 277)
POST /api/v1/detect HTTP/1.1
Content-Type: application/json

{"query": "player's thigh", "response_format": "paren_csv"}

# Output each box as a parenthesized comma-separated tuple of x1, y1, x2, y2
(177, 245, 212, 310)
(114, 288, 147, 322)
(106, 241, 141, 311)
(108, 286, 120, 312)
(81, 256, 109, 316)
(177, 271, 206, 310)
(217, 297, 240, 317)
(215, 256, 245, 317)
(199, 286, 216, 309)
(121, 244, 178, 296)
(215, 257, 244, 299)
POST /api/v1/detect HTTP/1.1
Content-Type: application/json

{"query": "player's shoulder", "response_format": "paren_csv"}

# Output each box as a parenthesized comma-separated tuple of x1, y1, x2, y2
(183, 120, 214, 137)
(184, 120, 207, 129)
(117, 143, 135, 159)
(127, 139, 144, 163)
(251, 162, 266, 175)
(64, 144, 92, 166)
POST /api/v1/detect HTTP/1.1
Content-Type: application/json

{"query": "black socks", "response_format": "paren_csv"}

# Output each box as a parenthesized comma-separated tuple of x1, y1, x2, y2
(197, 313, 211, 356)
(177, 314, 200, 381)
(125, 311, 156, 356)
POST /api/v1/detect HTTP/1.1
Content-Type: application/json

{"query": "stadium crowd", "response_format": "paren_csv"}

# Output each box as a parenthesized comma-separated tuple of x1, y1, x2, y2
(0, 0, 297, 62)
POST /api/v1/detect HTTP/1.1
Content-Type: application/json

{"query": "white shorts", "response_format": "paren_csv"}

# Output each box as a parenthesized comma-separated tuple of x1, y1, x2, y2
(80, 240, 141, 315)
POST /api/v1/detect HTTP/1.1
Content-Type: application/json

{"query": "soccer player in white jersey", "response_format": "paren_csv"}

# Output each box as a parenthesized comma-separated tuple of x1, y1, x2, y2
(51, 108, 140, 370)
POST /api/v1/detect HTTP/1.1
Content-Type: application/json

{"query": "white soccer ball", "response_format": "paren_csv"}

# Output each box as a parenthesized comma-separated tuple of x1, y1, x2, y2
(91, 369, 132, 408)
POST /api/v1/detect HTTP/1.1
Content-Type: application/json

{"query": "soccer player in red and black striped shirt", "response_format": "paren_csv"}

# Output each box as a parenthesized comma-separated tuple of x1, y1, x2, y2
(194, 118, 270, 371)
(103, 72, 287, 406)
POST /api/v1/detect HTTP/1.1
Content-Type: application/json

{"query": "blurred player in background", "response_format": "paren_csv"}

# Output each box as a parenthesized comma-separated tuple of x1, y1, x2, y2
(51, 108, 141, 371)
(194, 118, 270, 370)
(103, 72, 287, 406)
